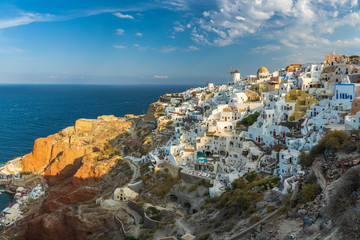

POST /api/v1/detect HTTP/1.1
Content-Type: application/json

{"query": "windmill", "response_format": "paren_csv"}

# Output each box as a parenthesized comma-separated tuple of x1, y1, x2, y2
(228, 66, 240, 83)
(227, 66, 234, 83)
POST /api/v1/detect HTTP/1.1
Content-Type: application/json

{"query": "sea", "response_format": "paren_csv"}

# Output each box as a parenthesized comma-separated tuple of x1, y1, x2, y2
(0, 84, 194, 212)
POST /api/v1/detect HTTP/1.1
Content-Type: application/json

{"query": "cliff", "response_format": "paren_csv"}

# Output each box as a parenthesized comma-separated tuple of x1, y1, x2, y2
(0, 106, 177, 240)
(3, 115, 135, 239)
(22, 115, 132, 183)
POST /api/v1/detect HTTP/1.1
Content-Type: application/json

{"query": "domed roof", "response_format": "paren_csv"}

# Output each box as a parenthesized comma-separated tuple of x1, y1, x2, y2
(257, 67, 269, 74)
(223, 107, 233, 112)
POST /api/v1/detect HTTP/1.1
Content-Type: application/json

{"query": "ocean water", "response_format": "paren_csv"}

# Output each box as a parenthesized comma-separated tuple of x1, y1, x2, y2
(0, 84, 194, 211)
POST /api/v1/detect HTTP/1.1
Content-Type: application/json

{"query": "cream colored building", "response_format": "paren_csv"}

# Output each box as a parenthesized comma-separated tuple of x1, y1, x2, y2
(114, 187, 138, 201)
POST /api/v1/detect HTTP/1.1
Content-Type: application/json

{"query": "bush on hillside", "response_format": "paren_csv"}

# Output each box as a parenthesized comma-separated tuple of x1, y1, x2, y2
(298, 184, 321, 204)
(299, 130, 352, 169)
(241, 112, 260, 127)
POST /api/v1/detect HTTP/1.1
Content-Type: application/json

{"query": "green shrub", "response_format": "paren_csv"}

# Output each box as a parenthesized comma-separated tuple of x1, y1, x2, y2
(241, 112, 260, 127)
(188, 184, 198, 192)
(225, 222, 235, 232)
(299, 184, 321, 204)
(298, 152, 314, 169)
(198, 232, 211, 240)
(343, 141, 357, 153)
(357, 143, 360, 153)
(198, 179, 212, 188)
(266, 206, 275, 213)
(306, 172, 317, 184)
(249, 215, 261, 225)
(300, 130, 352, 169)
(245, 172, 257, 183)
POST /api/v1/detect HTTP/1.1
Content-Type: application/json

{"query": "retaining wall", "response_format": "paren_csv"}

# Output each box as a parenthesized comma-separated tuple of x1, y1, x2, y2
(127, 200, 160, 229)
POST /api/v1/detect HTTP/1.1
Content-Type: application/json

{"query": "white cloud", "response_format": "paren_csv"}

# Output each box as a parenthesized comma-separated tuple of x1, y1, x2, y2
(116, 29, 125, 35)
(191, 27, 209, 45)
(235, 16, 245, 21)
(251, 45, 281, 54)
(136, 32, 143, 36)
(154, 75, 168, 79)
(203, 11, 210, 17)
(186, 45, 199, 51)
(133, 44, 147, 50)
(113, 12, 134, 19)
(159, 0, 189, 11)
(0, 12, 55, 30)
(113, 45, 126, 49)
(174, 26, 185, 32)
(191, 0, 360, 60)
(160, 46, 178, 53)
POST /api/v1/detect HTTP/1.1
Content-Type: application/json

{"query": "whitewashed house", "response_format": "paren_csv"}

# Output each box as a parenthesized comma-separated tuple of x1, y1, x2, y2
(278, 149, 301, 177)
(114, 187, 138, 201)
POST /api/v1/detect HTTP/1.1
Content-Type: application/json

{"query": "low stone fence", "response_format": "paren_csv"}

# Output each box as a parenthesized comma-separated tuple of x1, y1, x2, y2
(114, 215, 127, 238)
(128, 180, 144, 193)
(128, 200, 160, 229)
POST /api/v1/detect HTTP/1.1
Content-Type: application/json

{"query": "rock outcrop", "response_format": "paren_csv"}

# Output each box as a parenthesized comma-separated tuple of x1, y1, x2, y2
(4, 111, 173, 240)
(12, 116, 134, 240)
(22, 115, 132, 184)
(144, 102, 165, 124)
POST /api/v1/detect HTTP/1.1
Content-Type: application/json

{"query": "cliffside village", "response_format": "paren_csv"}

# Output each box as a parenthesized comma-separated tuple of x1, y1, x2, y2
(139, 52, 360, 199)
(1, 51, 360, 233)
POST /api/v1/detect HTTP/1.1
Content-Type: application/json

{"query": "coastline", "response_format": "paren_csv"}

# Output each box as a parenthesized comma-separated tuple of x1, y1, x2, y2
(0, 186, 13, 213)
(0, 84, 194, 215)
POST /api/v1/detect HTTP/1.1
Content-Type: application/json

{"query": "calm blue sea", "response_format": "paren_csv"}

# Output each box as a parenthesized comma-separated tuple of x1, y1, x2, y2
(0, 84, 194, 211)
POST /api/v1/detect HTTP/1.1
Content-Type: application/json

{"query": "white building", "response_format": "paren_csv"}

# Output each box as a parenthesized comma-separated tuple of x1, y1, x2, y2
(332, 82, 359, 109)
(114, 187, 138, 201)
(278, 149, 301, 177)
(231, 70, 241, 83)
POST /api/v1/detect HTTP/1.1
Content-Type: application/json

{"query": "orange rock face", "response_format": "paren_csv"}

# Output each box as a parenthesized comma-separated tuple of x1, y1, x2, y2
(18, 116, 133, 240)
(22, 136, 55, 173)
(22, 116, 132, 182)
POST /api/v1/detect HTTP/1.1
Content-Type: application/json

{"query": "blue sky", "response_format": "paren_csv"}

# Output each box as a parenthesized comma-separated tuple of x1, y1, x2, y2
(0, 0, 360, 85)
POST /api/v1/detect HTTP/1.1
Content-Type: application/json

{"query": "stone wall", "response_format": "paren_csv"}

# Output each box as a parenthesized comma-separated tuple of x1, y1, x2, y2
(312, 161, 327, 190)
(127, 200, 160, 229)
(179, 171, 202, 184)
(164, 160, 179, 177)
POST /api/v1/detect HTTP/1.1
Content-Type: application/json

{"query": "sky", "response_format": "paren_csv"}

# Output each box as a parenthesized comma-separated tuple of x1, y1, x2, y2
(0, 0, 360, 85)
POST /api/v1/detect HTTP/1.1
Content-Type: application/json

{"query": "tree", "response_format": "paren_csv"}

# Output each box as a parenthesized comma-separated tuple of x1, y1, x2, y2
(299, 184, 320, 204)
(298, 152, 314, 169)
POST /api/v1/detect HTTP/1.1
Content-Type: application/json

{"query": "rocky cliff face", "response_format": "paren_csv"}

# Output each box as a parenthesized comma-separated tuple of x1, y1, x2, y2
(3, 104, 175, 240)
(22, 115, 132, 183)
(7, 115, 134, 240)
(143, 102, 165, 124)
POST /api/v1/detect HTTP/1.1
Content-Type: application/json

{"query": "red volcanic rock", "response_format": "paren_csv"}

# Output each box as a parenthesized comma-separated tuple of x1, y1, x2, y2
(24, 206, 105, 240)
(43, 185, 100, 213)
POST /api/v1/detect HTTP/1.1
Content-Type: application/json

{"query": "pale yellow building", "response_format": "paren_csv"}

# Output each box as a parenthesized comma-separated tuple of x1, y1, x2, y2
(285, 90, 317, 120)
